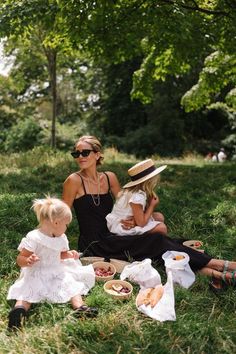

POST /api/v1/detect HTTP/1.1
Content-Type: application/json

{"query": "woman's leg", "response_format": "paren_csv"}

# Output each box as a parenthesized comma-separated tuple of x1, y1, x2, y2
(205, 259, 236, 272)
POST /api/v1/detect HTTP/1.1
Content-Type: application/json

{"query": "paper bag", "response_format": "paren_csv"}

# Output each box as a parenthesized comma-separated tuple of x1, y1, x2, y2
(162, 250, 195, 289)
(136, 271, 176, 322)
(120, 258, 161, 289)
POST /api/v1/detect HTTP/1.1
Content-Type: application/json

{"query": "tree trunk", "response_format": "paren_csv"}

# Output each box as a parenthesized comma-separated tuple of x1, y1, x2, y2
(45, 49, 57, 149)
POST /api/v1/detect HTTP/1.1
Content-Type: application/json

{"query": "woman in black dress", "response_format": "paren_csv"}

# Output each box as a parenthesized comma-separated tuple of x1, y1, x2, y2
(62, 135, 236, 289)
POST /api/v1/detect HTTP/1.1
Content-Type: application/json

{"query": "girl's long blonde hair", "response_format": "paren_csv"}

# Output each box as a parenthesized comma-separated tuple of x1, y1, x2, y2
(118, 175, 160, 205)
(32, 195, 72, 225)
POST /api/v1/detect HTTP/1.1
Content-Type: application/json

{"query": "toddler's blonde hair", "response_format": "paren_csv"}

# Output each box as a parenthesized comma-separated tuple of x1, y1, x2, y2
(32, 195, 72, 225)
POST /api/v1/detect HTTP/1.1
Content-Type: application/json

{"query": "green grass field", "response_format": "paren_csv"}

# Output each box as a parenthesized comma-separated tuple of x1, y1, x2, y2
(0, 147, 236, 354)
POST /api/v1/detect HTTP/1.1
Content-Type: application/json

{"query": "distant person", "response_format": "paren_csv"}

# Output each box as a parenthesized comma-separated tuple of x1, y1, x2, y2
(205, 152, 213, 161)
(106, 159, 168, 236)
(7, 196, 97, 331)
(212, 153, 218, 162)
(218, 148, 227, 163)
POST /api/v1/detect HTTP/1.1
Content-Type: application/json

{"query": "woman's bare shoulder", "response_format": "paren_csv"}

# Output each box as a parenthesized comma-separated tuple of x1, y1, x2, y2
(104, 171, 118, 181)
(63, 172, 81, 185)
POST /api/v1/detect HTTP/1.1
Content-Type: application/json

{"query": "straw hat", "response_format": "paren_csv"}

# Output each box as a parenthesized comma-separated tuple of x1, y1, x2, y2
(123, 159, 167, 188)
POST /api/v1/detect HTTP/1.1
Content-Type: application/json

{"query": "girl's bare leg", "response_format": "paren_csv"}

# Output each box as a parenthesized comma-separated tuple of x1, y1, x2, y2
(71, 294, 84, 309)
(15, 300, 31, 311)
(153, 212, 165, 223)
(8, 300, 31, 330)
(71, 294, 98, 317)
(149, 222, 168, 236)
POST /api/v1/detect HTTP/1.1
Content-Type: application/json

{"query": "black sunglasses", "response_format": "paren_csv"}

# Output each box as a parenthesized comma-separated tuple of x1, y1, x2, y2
(71, 149, 94, 158)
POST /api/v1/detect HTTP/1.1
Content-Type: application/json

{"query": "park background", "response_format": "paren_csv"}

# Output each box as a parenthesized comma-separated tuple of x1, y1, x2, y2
(0, 1, 236, 353)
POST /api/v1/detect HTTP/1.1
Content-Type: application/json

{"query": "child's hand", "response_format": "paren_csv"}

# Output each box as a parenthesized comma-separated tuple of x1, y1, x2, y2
(27, 253, 40, 267)
(70, 250, 80, 259)
(62, 250, 80, 259)
(150, 193, 159, 208)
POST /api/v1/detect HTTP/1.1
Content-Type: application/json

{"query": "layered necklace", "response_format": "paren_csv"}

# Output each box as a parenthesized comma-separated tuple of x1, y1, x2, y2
(81, 172, 101, 206)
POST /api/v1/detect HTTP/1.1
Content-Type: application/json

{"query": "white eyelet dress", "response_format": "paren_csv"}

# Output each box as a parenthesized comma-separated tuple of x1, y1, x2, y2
(7, 229, 95, 303)
(106, 190, 161, 236)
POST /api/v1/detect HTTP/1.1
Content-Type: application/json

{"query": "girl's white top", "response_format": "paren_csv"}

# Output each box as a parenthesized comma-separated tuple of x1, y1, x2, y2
(7, 229, 95, 303)
(106, 190, 160, 236)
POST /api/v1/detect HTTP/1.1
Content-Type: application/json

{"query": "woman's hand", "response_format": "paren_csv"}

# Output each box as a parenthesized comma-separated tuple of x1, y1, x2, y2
(120, 216, 136, 230)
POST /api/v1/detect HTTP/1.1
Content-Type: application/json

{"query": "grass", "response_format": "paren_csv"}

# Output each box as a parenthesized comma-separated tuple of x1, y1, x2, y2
(0, 147, 236, 353)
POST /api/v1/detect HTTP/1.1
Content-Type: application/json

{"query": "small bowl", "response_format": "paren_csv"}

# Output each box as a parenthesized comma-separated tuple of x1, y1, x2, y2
(92, 261, 116, 281)
(80, 256, 105, 266)
(183, 240, 204, 252)
(110, 259, 131, 273)
(104, 280, 133, 300)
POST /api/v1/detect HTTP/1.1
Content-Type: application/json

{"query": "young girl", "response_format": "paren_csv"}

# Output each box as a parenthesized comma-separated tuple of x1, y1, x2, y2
(106, 159, 168, 236)
(7, 196, 97, 331)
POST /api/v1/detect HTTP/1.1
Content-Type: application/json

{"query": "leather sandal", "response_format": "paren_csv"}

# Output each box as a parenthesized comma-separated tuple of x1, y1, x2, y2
(8, 306, 28, 331)
(209, 276, 227, 295)
(74, 305, 98, 318)
(222, 270, 236, 287)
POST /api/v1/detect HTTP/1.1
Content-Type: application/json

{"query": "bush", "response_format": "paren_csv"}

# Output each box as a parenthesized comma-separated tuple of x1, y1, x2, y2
(39, 121, 86, 151)
(3, 117, 42, 152)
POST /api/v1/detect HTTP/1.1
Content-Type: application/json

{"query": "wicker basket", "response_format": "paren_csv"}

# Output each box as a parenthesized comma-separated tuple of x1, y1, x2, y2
(92, 261, 116, 281)
(110, 259, 131, 273)
(104, 280, 133, 300)
(80, 256, 105, 266)
(80, 257, 130, 273)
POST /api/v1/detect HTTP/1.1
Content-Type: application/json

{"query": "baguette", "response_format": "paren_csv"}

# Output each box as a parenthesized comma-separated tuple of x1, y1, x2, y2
(136, 285, 164, 308)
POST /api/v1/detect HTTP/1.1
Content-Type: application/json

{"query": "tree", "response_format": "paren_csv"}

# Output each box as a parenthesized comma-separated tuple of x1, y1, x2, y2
(59, 1, 235, 102)
(0, 0, 73, 148)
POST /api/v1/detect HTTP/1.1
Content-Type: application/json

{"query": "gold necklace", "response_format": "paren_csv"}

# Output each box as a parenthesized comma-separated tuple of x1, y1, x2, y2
(85, 172, 101, 206)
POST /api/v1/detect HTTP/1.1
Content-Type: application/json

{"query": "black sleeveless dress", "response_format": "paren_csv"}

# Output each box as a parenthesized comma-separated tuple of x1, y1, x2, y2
(73, 173, 212, 272)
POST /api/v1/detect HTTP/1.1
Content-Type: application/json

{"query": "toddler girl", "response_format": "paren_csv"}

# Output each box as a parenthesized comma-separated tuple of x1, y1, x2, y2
(106, 159, 167, 236)
(7, 196, 97, 331)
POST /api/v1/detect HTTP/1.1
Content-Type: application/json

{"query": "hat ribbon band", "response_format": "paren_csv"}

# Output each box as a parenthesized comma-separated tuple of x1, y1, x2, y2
(130, 165, 156, 181)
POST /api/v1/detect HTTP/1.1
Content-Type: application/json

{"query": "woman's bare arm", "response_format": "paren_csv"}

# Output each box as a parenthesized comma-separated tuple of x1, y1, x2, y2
(106, 171, 121, 198)
(62, 174, 79, 208)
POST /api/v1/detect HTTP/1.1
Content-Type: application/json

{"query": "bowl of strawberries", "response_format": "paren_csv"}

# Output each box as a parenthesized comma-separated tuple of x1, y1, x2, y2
(92, 261, 116, 281)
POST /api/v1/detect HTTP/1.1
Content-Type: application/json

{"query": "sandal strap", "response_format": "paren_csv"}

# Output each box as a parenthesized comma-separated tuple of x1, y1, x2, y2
(223, 260, 229, 272)
(231, 270, 236, 286)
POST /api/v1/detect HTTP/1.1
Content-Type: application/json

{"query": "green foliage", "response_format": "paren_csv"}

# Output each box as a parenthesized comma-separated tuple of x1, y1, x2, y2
(0, 151, 236, 352)
(3, 117, 42, 152)
(181, 51, 236, 112)
(39, 121, 86, 151)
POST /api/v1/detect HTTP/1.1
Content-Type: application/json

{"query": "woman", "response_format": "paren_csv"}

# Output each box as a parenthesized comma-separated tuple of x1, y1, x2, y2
(63, 135, 236, 292)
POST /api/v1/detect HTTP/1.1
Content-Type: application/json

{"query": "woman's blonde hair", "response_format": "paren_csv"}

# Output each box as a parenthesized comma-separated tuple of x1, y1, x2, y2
(32, 195, 72, 225)
(74, 135, 104, 165)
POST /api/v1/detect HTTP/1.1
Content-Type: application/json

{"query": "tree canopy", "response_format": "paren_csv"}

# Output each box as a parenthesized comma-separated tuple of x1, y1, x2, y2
(0, 0, 235, 156)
